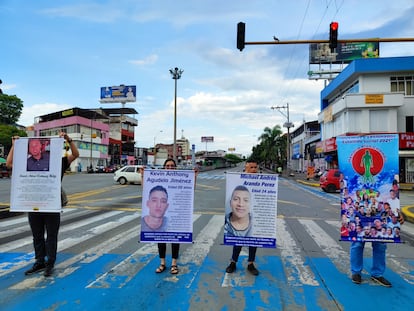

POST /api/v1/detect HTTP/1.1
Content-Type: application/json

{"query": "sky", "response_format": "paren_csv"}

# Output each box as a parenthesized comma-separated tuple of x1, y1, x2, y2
(1, 0, 414, 157)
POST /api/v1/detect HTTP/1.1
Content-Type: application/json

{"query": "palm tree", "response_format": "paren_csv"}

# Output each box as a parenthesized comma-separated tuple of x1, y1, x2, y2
(252, 125, 285, 170)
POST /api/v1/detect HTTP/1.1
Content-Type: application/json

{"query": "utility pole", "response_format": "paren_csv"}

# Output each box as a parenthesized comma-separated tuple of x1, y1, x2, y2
(271, 104, 294, 174)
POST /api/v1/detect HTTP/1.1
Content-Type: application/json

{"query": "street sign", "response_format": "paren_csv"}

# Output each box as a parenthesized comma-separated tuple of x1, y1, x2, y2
(100, 85, 136, 103)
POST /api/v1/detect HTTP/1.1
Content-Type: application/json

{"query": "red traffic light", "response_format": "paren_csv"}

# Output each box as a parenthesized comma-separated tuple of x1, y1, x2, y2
(330, 22, 338, 31)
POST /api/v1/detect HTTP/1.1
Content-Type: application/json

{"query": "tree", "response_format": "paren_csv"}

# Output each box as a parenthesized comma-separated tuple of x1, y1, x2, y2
(0, 124, 27, 156)
(0, 94, 24, 125)
(250, 125, 285, 170)
(224, 153, 243, 166)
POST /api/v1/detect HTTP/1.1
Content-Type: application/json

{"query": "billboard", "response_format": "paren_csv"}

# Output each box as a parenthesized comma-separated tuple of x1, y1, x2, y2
(309, 42, 379, 64)
(100, 85, 136, 103)
(201, 136, 214, 142)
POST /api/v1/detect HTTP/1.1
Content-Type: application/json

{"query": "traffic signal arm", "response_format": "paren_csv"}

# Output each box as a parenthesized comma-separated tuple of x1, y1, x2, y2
(243, 37, 414, 46)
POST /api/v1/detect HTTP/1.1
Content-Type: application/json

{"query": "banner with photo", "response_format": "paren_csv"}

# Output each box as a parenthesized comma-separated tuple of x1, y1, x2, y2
(224, 172, 278, 248)
(10, 137, 64, 213)
(337, 134, 402, 243)
(140, 169, 195, 243)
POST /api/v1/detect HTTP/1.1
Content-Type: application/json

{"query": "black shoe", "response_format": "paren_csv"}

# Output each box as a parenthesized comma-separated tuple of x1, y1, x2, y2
(44, 265, 54, 277)
(247, 263, 259, 276)
(225, 261, 236, 273)
(371, 276, 392, 287)
(25, 262, 46, 275)
(351, 274, 361, 284)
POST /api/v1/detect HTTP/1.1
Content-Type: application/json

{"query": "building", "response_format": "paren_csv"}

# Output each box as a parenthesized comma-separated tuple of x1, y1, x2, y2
(290, 120, 320, 173)
(33, 107, 138, 172)
(317, 56, 414, 183)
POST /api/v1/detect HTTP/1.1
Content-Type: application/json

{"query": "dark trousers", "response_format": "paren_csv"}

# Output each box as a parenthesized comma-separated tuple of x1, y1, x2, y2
(231, 246, 257, 262)
(158, 243, 180, 260)
(28, 212, 61, 266)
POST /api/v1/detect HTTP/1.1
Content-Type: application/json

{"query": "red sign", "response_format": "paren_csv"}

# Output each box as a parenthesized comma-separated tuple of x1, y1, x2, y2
(399, 133, 414, 149)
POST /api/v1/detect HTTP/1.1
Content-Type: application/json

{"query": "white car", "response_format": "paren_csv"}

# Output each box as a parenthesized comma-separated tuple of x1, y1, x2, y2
(113, 165, 143, 185)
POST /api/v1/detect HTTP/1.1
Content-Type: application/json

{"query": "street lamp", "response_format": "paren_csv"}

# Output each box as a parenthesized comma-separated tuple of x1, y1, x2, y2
(271, 103, 294, 173)
(169, 67, 183, 162)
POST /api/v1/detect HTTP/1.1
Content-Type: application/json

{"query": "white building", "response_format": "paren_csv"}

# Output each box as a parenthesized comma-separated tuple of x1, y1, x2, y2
(317, 56, 414, 183)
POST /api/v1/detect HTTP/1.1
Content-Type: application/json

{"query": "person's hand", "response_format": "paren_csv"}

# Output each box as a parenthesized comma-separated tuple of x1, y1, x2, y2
(11, 136, 19, 145)
(59, 131, 71, 142)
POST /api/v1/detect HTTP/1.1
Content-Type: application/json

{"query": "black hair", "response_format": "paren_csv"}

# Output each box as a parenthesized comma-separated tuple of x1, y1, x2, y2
(149, 185, 168, 198)
(163, 158, 177, 168)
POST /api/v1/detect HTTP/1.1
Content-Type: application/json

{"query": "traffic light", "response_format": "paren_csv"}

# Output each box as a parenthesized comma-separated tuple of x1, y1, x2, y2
(329, 22, 338, 52)
(237, 22, 245, 51)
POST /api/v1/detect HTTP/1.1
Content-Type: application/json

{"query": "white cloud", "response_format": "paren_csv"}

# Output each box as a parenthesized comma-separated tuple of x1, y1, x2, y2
(19, 103, 71, 126)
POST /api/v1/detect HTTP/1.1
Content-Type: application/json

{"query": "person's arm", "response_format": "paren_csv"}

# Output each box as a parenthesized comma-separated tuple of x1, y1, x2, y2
(60, 132, 79, 165)
(6, 136, 19, 169)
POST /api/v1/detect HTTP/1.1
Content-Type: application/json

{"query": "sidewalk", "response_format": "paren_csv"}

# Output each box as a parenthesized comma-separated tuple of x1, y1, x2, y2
(286, 171, 414, 224)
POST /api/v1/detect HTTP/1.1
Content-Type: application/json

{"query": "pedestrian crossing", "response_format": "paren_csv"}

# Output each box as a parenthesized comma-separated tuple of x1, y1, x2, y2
(1, 206, 414, 310)
(196, 172, 226, 180)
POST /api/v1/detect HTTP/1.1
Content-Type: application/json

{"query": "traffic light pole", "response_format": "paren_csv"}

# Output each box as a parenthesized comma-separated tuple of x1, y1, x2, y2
(243, 37, 414, 47)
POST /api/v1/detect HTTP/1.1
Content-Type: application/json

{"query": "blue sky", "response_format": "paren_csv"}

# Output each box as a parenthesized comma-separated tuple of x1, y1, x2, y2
(1, 0, 414, 157)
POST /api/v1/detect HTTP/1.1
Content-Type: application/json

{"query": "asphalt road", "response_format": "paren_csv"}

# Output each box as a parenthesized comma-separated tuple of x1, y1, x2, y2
(1, 167, 414, 310)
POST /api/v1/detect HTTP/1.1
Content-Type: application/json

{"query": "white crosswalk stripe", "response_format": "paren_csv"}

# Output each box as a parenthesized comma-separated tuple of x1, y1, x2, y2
(1, 208, 413, 292)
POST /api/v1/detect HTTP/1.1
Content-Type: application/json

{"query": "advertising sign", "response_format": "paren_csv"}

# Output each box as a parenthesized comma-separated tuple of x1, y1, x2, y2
(309, 42, 379, 64)
(201, 136, 214, 142)
(100, 85, 136, 103)
(337, 134, 403, 243)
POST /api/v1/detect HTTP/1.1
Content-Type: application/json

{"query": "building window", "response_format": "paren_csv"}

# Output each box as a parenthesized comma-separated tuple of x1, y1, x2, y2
(370, 110, 388, 132)
(407, 116, 414, 132)
(390, 76, 414, 95)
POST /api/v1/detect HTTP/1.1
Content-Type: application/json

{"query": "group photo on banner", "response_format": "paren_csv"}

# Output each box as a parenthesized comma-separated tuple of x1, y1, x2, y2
(10, 137, 64, 213)
(140, 168, 195, 243)
(224, 172, 278, 248)
(337, 134, 404, 243)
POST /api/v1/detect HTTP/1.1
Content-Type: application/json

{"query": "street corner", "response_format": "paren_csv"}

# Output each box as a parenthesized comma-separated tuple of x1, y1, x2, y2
(401, 205, 414, 224)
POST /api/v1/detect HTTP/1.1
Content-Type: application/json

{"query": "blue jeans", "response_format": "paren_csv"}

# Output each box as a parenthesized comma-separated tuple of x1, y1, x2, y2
(350, 241, 387, 277)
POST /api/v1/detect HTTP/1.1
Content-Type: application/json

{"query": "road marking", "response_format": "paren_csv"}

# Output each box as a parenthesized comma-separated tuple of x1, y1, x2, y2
(299, 219, 349, 275)
(277, 218, 319, 286)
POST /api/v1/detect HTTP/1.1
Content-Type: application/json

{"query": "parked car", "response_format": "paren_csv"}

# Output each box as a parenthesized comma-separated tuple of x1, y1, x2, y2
(113, 165, 143, 185)
(0, 164, 10, 178)
(104, 164, 119, 173)
(320, 169, 341, 193)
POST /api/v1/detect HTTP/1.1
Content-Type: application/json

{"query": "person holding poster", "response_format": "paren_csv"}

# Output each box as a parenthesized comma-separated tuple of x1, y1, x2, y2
(225, 159, 260, 276)
(154, 158, 180, 275)
(337, 134, 400, 288)
(6, 132, 79, 277)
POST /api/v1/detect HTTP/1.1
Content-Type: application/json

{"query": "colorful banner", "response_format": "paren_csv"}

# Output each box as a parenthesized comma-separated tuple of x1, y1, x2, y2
(337, 134, 402, 243)
(140, 169, 195, 243)
(10, 137, 63, 212)
(224, 172, 278, 248)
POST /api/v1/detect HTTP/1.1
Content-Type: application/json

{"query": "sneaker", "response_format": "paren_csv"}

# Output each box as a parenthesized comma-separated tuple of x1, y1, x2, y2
(225, 261, 236, 273)
(351, 274, 361, 284)
(247, 263, 259, 276)
(44, 265, 54, 277)
(24, 262, 46, 275)
(371, 276, 392, 287)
